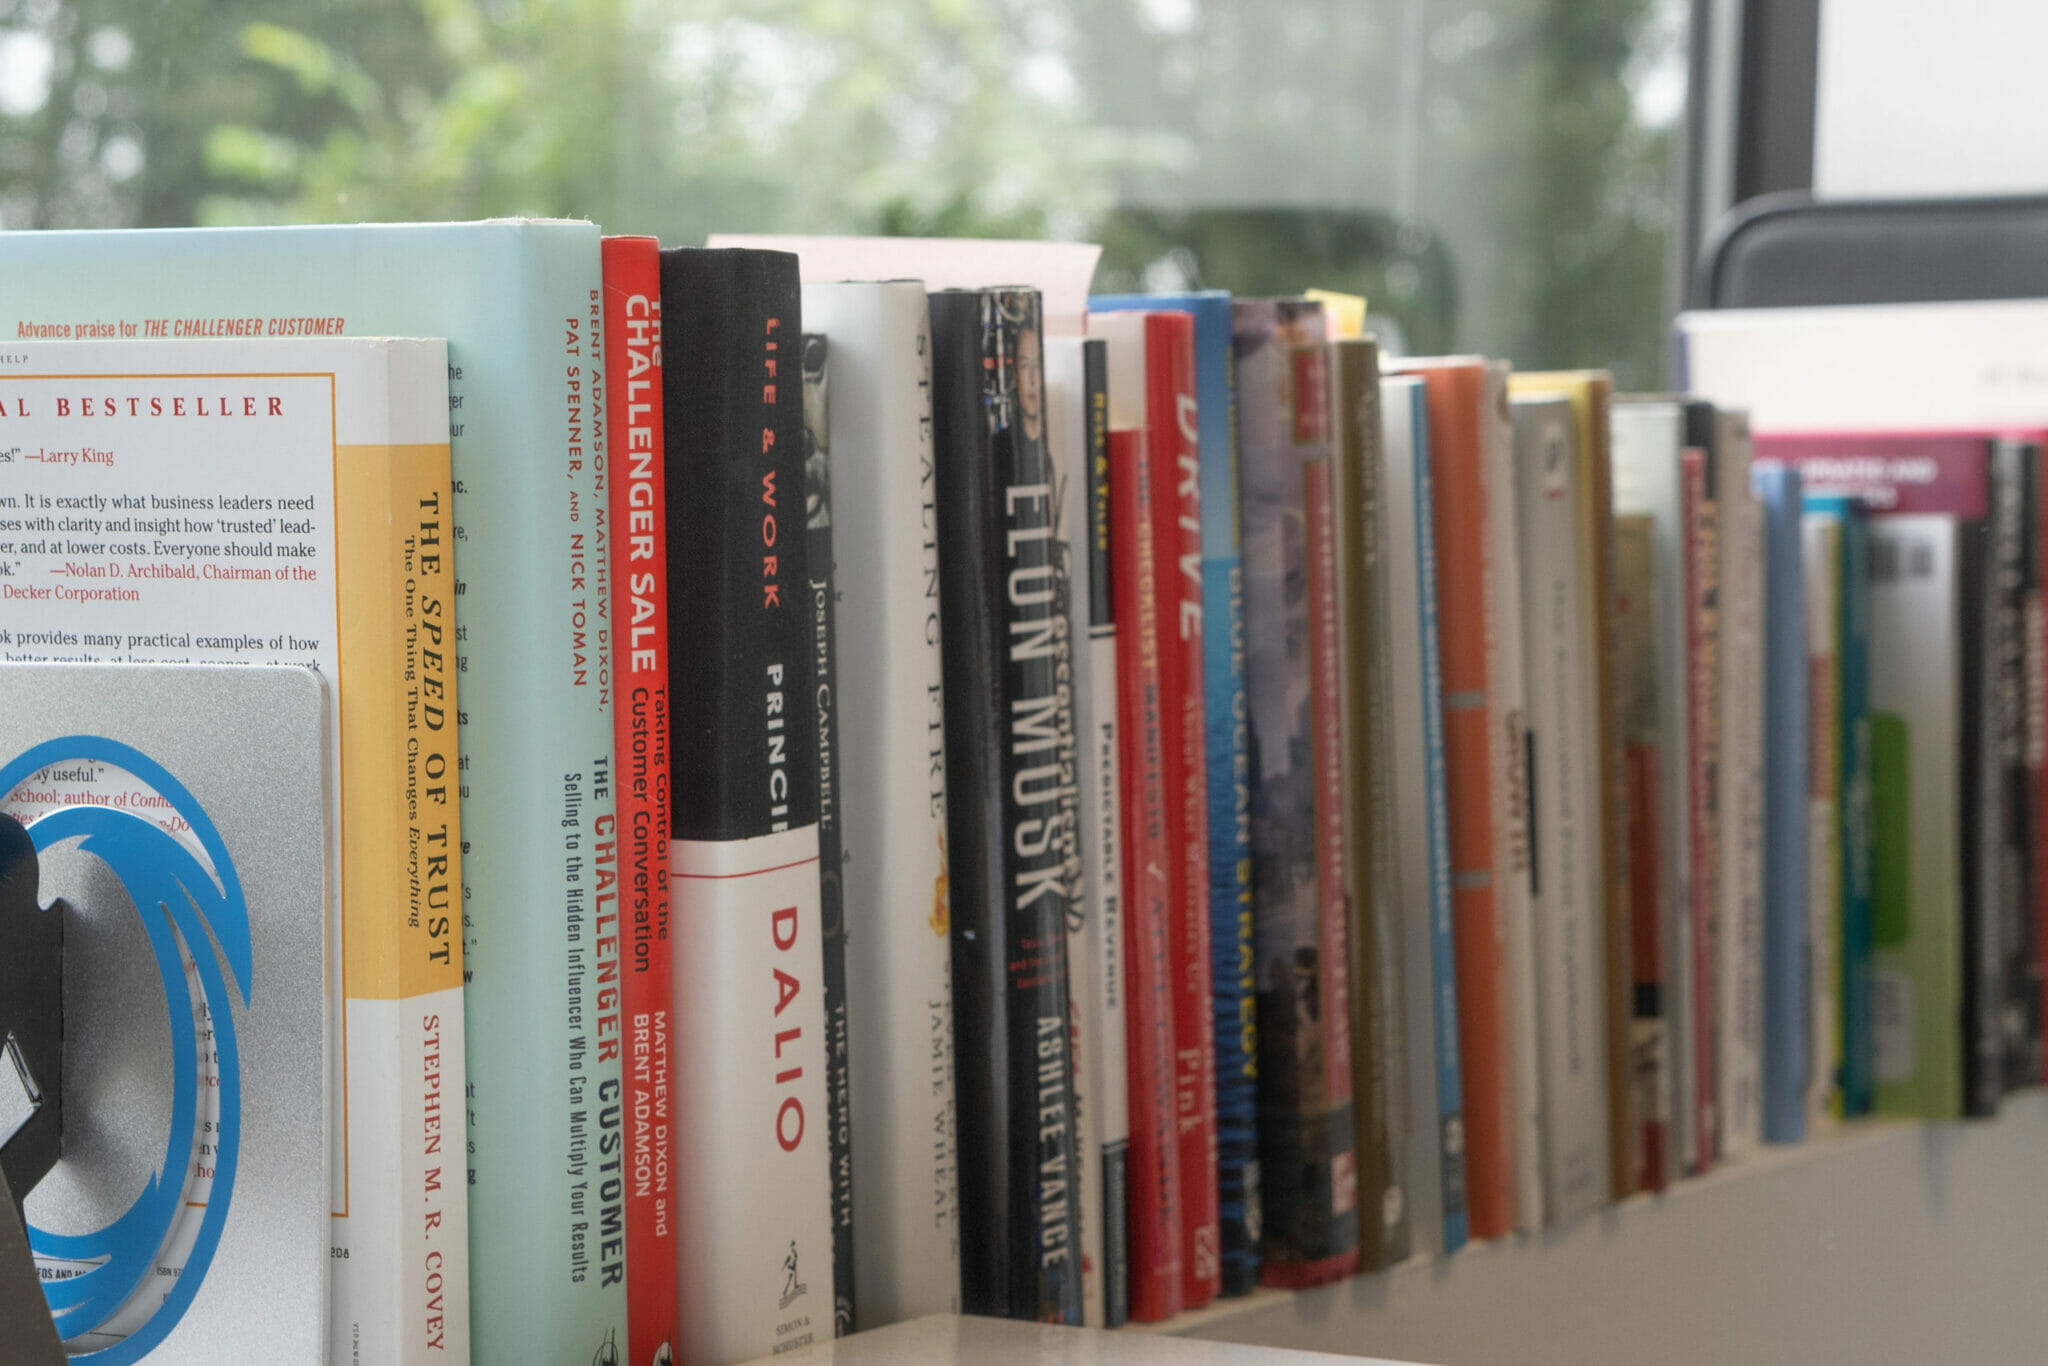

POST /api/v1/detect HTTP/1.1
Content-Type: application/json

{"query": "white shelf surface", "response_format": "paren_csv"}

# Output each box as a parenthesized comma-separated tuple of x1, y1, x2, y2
(751, 1091, 2048, 1364)
(1161, 1089, 2048, 1364)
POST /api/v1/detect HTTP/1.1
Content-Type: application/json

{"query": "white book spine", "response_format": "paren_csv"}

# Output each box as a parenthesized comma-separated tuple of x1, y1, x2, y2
(799, 281, 962, 1328)
(1511, 395, 1611, 1227)
(672, 828, 833, 1364)
(1483, 364, 1543, 1231)
(1048, 335, 1129, 1326)
(1716, 413, 1765, 1160)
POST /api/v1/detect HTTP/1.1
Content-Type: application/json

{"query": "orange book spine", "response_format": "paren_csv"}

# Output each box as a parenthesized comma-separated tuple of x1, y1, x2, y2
(1413, 364, 1517, 1240)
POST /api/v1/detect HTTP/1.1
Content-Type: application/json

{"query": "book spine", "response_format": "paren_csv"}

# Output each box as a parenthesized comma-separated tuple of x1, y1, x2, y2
(1510, 395, 1609, 1228)
(1078, 341, 1132, 1327)
(1481, 365, 1542, 1231)
(1422, 367, 1516, 1240)
(1412, 387, 1471, 1255)
(1332, 340, 1399, 1269)
(451, 230, 630, 1364)
(1994, 440, 2037, 1095)
(1613, 514, 1670, 1189)
(1237, 301, 1359, 1284)
(1146, 314, 1221, 1308)
(601, 234, 678, 1366)
(1963, 468, 2000, 1119)
(334, 375, 470, 1366)
(1197, 308, 1260, 1300)
(803, 281, 961, 1329)
(1839, 508, 1876, 1116)
(2032, 445, 2048, 1091)
(1717, 416, 1765, 1158)
(1682, 447, 1720, 1164)
(1046, 338, 1105, 1330)
(1757, 464, 1809, 1144)
(1361, 383, 1413, 1266)
(664, 247, 833, 1363)
(801, 333, 857, 1334)
(930, 288, 1085, 1325)
(1802, 513, 1843, 1128)
(1111, 411, 1185, 1324)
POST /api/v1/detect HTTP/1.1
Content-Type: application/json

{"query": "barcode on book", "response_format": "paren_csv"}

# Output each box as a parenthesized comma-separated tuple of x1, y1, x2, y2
(1869, 536, 1935, 584)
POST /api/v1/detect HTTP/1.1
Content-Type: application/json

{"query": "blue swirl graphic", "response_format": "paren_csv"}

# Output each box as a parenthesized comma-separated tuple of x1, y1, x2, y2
(0, 737, 250, 1364)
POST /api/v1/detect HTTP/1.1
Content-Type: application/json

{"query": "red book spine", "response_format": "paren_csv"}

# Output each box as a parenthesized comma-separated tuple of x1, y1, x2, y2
(1112, 422, 1184, 1323)
(1145, 314, 1220, 1307)
(1625, 743, 1668, 1192)
(1304, 456, 1361, 1282)
(602, 234, 676, 1366)
(1414, 366, 1515, 1239)
(1682, 447, 1719, 1170)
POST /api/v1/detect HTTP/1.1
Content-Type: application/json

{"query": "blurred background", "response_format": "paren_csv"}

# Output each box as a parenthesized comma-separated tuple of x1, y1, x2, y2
(0, 0, 1689, 388)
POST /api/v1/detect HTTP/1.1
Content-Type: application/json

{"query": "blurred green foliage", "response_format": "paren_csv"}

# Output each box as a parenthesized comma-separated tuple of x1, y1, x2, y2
(0, 0, 1679, 385)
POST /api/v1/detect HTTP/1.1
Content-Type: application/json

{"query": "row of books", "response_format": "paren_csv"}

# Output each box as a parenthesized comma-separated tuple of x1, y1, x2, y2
(0, 224, 2038, 1366)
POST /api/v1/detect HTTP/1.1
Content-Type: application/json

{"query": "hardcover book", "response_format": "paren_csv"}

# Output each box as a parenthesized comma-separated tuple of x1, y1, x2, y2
(663, 247, 833, 1362)
(1091, 290, 1261, 1297)
(1391, 358, 1525, 1240)
(0, 217, 610, 1364)
(1235, 298, 1361, 1286)
(1991, 439, 2039, 1097)
(799, 280, 962, 1330)
(1048, 334, 1129, 1327)
(0, 336, 464, 1363)
(930, 286, 1085, 1325)
(1378, 374, 1469, 1256)
(1511, 370, 1635, 1201)
(1509, 394, 1613, 1228)
(1, 664, 333, 1366)
(602, 233, 679, 1366)
(1752, 462, 1810, 1145)
(1679, 407, 1723, 1171)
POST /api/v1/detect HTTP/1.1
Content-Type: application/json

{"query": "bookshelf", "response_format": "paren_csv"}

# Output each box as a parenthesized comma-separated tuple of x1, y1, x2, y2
(752, 1092, 2048, 1364)
(1157, 1091, 2048, 1364)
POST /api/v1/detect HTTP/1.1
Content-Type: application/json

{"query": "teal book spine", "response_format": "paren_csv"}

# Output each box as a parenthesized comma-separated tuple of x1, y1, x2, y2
(0, 221, 627, 1363)
(1809, 494, 1874, 1115)
(1091, 289, 1260, 1295)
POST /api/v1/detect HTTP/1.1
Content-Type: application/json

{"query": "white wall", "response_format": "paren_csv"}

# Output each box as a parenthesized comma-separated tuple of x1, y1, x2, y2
(1815, 0, 2048, 197)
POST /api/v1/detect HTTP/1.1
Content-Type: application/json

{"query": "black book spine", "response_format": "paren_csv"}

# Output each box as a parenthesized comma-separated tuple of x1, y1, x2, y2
(1992, 439, 2036, 1094)
(931, 287, 1085, 1324)
(663, 247, 817, 839)
(803, 333, 858, 1334)
(2020, 441, 2047, 1087)
(1959, 499, 1996, 1118)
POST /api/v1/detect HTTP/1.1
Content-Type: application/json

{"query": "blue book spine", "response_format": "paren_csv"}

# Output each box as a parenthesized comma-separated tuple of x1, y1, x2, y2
(1757, 464, 1810, 1143)
(1810, 494, 1875, 1115)
(1092, 291, 1261, 1293)
(1409, 383, 1468, 1252)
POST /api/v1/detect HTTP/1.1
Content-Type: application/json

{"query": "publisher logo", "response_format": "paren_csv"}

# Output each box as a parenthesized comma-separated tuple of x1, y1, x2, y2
(779, 1239, 808, 1311)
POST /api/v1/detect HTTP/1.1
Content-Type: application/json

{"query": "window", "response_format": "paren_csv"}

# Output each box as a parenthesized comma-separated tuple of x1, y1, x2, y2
(0, 0, 1687, 386)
